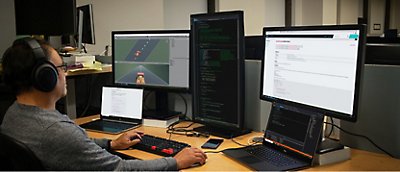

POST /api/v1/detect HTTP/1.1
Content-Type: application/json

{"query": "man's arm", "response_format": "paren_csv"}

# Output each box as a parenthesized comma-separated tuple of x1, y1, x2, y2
(41, 121, 177, 171)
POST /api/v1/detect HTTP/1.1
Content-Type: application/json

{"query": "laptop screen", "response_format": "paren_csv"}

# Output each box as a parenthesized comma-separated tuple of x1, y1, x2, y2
(264, 103, 323, 159)
(101, 86, 143, 119)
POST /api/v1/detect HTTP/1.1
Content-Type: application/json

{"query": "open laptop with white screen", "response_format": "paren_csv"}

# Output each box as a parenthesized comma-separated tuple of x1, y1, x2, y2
(79, 86, 143, 134)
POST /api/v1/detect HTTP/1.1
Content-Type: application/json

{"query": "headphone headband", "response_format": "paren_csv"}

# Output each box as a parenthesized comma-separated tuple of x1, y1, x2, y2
(24, 38, 47, 60)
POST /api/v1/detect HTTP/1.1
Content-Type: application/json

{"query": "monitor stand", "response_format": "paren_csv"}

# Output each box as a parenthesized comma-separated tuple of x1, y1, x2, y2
(193, 125, 251, 139)
(142, 91, 181, 120)
(314, 128, 350, 165)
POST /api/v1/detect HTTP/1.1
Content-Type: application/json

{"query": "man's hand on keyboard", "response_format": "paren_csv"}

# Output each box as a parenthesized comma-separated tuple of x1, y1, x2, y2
(110, 130, 144, 150)
(174, 147, 207, 169)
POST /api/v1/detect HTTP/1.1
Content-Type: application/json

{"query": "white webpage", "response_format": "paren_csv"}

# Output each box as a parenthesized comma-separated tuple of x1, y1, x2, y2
(101, 87, 143, 119)
(262, 30, 360, 115)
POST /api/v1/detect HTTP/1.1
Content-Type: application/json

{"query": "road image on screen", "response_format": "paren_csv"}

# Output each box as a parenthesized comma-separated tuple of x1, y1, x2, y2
(113, 32, 189, 89)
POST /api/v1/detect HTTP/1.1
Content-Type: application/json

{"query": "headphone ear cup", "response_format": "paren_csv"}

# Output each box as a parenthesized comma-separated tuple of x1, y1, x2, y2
(32, 61, 58, 92)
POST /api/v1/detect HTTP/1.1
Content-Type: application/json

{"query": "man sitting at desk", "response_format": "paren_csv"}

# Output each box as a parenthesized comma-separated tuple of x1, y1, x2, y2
(0, 37, 207, 170)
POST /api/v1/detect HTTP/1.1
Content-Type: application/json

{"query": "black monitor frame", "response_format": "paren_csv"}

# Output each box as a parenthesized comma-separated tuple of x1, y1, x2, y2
(77, 4, 96, 45)
(111, 30, 191, 119)
(260, 24, 366, 122)
(14, 0, 77, 36)
(191, 11, 248, 138)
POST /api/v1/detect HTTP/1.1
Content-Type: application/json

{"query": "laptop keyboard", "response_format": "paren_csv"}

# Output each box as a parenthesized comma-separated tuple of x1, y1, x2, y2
(244, 146, 299, 167)
(101, 120, 136, 129)
(132, 134, 189, 157)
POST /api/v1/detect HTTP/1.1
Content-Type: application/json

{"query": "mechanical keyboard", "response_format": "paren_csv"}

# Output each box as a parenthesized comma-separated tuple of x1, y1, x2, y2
(132, 134, 189, 156)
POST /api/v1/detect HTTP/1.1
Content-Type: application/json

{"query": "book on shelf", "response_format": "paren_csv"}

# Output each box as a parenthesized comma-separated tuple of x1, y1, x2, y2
(143, 115, 180, 128)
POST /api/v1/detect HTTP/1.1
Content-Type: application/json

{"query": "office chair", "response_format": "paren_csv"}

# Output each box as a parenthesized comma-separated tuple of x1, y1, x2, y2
(0, 131, 44, 170)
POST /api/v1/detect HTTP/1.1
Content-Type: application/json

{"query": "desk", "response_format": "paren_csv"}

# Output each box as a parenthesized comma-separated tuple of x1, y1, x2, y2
(65, 65, 112, 119)
(75, 115, 400, 171)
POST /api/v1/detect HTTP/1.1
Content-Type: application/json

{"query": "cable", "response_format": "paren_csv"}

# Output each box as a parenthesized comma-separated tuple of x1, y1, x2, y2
(327, 116, 334, 138)
(166, 121, 210, 139)
(204, 150, 222, 154)
(176, 93, 188, 119)
(231, 137, 251, 147)
(82, 43, 87, 53)
(324, 122, 394, 158)
(248, 136, 263, 145)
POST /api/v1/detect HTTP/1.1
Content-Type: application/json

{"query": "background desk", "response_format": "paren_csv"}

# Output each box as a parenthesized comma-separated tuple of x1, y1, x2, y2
(75, 115, 400, 171)
(65, 65, 112, 119)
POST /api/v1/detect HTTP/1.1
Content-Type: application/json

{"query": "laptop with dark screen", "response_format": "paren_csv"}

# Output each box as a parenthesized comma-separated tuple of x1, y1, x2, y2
(223, 103, 324, 171)
(79, 86, 143, 134)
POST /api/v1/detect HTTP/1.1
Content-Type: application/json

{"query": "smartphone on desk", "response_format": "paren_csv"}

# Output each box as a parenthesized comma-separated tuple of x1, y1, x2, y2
(201, 138, 224, 149)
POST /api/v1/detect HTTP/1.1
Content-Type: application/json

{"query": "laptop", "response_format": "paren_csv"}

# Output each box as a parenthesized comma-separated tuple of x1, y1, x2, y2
(223, 103, 324, 171)
(79, 86, 143, 134)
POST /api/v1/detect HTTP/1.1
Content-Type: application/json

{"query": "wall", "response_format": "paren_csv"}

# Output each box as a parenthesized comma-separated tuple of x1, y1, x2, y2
(293, 0, 325, 26)
(294, 0, 361, 26)
(0, 0, 16, 60)
(1, 0, 394, 58)
(322, 0, 337, 25)
(76, 0, 165, 55)
(368, 0, 385, 36)
(337, 0, 360, 24)
(390, 0, 400, 32)
(163, 0, 207, 29)
(217, 0, 285, 35)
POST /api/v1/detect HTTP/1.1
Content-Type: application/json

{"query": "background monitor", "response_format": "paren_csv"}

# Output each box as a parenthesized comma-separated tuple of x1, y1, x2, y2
(191, 11, 249, 138)
(14, 0, 76, 36)
(77, 4, 95, 47)
(112, 30, 190, 119)
(260, 25, 366, 122)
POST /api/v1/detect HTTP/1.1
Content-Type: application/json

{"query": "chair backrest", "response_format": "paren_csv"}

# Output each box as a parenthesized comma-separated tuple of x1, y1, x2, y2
(0, 131, 44, 170)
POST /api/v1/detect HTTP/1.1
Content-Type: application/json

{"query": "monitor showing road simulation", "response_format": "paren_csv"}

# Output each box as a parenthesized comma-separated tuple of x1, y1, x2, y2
(112, 30, 190, 91)
(261, 25, 366, 122)
(112, 30, 190, 119)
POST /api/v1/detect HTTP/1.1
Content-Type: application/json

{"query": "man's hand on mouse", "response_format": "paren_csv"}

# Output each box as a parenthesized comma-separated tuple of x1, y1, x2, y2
(110, 130, 144, 150)
(174, 147, 207, 169)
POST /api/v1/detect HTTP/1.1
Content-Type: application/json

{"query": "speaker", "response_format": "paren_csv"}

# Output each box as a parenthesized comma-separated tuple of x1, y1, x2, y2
(24, 38, 58, 92)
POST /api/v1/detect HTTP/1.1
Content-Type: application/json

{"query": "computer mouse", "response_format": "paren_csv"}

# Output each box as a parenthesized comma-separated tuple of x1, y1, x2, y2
(190, 162, 203, 168)
(61, 46, 76, 52)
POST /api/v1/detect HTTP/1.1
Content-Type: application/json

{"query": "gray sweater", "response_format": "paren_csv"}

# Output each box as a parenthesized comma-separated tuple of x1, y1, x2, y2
(0, 102, 177, 171)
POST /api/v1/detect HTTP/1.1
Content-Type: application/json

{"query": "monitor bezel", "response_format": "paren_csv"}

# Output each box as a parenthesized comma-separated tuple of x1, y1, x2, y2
(14, 0, 77, 36)
(77, 4, 96, 45)
(190, 11, 246, 130)
(111, 30, 191, 93)
(260, 24, 366, 122)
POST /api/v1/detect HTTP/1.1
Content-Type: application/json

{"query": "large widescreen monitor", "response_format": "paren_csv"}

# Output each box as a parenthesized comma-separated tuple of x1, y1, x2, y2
(112, 30, 190, 119)
(191, 11, 249, 138)
(14, 0, 76, 36)
(261, 25, 366, 122)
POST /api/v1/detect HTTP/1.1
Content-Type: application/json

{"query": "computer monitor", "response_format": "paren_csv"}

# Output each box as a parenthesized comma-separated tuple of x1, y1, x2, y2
(190, 11, 249, 138)
(112, 30, 190, 119)
(14, 0, 76, 36)
(261, 25, 366, 122)
(76, 4, 95, 51)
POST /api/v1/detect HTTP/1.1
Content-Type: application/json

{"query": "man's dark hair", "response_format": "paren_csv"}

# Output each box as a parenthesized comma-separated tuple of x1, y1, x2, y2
(1, 37, 52, 95)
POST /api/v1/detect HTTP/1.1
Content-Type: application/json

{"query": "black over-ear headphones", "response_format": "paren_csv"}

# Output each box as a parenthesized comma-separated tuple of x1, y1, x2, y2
(24, 38, 58, 92)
